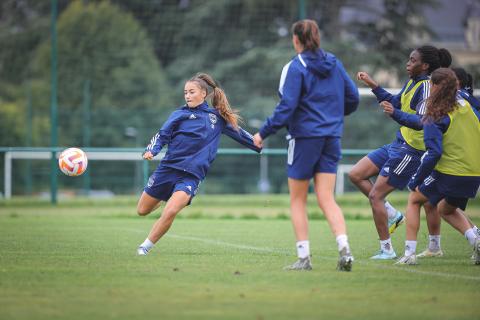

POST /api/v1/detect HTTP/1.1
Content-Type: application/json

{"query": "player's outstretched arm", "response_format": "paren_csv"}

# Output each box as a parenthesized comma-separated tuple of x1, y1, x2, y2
(144, 111, 182, 157)
(223, 124, 262, 153)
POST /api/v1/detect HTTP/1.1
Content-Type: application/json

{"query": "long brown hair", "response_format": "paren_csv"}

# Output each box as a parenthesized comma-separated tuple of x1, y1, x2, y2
(291, 19, 320, 51)
(423, 68, 458, 123)
(188, 73, 241, 130)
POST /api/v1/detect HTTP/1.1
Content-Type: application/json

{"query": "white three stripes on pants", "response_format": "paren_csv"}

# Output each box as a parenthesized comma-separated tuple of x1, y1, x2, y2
(393, 154, 412, 175)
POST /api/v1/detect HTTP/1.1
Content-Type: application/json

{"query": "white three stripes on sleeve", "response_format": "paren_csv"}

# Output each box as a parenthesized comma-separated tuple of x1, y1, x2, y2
(146, 133, 159, 151)
(417, 82, 431, 115)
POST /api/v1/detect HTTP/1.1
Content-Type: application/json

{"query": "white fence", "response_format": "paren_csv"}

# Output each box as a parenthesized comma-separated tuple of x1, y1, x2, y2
(2, 149, 360, 199)
(4, 88, 479, 199)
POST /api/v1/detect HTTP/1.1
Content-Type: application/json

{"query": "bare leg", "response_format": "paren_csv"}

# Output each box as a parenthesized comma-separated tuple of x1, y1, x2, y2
(368, 175, 396, 240)
(314, 172, 353, 271)
(437, 200, 471, 235)
(283, 178, 314, 270)
(424, 202, 441, 236)
(405, 190, 429, 241)
(348, 156, 380, 197)
(147, 191, 191, 243)
(314, 173, 346, 236)
(457, 208, 476, 229)
(288, 178, 310, 241)
(137, 192, 163, 216)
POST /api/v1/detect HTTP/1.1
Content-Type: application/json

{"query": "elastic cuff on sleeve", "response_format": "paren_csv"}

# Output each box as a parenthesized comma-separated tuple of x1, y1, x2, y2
(259, 128, 269, 140)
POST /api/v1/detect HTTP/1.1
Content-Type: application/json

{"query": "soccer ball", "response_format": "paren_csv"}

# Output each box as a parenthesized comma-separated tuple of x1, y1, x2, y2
(58, 147, 88, 176)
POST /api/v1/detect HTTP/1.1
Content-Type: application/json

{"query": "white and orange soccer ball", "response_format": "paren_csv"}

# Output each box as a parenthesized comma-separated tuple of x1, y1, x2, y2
(58, 147, 88, 176)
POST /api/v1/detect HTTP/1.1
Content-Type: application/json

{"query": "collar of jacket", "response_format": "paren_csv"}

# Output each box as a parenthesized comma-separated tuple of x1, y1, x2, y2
(412, 74, 430, 82)
(182, 101, 210, 111)
(301, 48, 326, 58)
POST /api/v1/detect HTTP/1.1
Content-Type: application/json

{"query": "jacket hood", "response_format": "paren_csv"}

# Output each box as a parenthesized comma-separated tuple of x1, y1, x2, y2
(301, 49, 337, 78)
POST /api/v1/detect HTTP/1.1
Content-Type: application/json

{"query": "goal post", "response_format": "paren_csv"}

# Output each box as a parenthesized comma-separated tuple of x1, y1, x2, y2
(1, 147, 370, 199)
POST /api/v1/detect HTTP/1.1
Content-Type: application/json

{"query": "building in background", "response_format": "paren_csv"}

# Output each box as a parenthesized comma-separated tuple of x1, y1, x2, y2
(424, 0, 480, 65)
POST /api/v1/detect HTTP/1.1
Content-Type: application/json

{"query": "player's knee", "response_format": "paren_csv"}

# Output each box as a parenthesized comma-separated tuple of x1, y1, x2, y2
(317, 194, 336, 209)
(439, 208, 455, 216)
(348, 169, 360, 183)
(137, 206, 151, 216)
(161, 207, 179, 221)
(368, 189, 380, 204)
(423, 202, 434, 211)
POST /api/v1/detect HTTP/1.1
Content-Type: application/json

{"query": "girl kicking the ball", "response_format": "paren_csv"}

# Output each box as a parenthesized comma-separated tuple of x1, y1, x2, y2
(136, 73, 261, 256)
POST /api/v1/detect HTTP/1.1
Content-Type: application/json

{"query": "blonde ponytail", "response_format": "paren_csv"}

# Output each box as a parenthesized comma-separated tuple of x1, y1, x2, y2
(189, 73, 242, 130)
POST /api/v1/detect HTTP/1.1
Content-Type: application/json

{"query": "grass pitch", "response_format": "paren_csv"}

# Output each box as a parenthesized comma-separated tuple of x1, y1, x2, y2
(0, 194, 479, 320)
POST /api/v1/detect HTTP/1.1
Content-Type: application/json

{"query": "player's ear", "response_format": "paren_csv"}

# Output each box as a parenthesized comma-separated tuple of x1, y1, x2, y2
(421, 62, 429, 73)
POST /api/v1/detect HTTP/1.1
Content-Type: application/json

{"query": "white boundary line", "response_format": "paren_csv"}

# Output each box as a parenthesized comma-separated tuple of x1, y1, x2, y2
(167, 234, 291, 254)
(124, 228, 480, 282)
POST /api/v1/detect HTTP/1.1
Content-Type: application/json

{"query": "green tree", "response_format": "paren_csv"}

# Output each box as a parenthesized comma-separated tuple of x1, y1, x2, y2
(0, 102, 26, 146)
(348, 0, 438, 74)
(0, 1, 66, 88)
(113, 0, 297, 67)
(32, 0, 173, 147)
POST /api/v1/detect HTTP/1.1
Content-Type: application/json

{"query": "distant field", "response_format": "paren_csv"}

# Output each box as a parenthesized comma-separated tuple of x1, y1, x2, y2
(1, 194, 479, 320)
(3, 192, 479, 219)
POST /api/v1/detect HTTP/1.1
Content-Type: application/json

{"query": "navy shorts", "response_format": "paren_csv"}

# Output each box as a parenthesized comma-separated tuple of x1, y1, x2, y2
(144, 165, 201, 204)
(368, 141, 423, 190)
(367, 144, 390, 169)
(287, 137, 341, 180)
(418, 170, 480, 210)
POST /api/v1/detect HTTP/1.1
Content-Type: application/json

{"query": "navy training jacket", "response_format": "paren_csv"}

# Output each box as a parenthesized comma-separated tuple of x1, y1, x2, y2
(146, 102, 261, 180)
(259, 49, 359, 139)
(459, 88, 480, 111)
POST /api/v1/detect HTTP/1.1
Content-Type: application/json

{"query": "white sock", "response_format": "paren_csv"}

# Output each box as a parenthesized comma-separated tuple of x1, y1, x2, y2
(473, 225, 480, 237)
(380, 238, 394, 253)
(384, 201, 398, 219)
(464, 228, 477, 246)
(140, 238, 154, 251)
(296, 240, 310, 259)
(405, 240, 417, 256)
(428, 235, 441, 251)
(336, 234, 350, 252)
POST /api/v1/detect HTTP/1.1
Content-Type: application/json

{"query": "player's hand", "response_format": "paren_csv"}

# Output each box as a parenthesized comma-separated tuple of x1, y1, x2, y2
(253, 133, 263, 149)
(381, 101, 394, 115)
(356, 71, 377, 89)
(356, 71, 369, 81)
(143, 151, 154, 160)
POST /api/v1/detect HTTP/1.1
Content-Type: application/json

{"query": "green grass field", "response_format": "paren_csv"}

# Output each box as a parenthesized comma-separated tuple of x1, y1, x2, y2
(1, 194, 479, 320)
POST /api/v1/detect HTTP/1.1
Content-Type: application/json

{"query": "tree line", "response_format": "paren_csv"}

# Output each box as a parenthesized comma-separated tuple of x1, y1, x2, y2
(3, 0, 475, 194)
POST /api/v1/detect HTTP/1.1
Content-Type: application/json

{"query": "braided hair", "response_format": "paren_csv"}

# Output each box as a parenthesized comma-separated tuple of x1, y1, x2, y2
(415, 45, 452, 74)
(452, 67, 474, 95)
